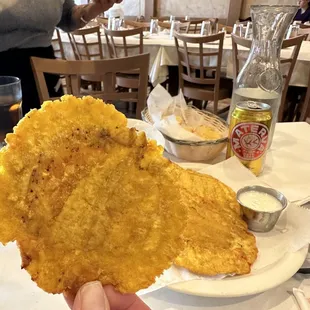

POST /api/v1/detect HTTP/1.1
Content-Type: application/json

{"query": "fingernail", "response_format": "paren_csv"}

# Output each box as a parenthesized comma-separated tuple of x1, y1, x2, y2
(73, 281, 110, 310)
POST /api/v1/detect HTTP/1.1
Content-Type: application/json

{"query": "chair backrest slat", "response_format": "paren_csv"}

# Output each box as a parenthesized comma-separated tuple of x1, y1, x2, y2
(52, 28, 66, 60)
(279, 35, 304, 120)
(300, 69, 310, 121)
(31, 54, 150, 119)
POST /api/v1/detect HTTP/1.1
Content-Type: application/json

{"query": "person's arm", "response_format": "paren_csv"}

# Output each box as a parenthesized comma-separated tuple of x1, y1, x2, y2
(58, 0, 121, 32)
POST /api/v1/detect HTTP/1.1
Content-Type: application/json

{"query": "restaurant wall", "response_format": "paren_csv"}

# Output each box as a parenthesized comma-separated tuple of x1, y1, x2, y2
(78, 0, 237, 23)
(121, 0, 144, 16)
(74, 0, 144, 16)
(156, 0, 230, 19)
(241, 0, 298, 18)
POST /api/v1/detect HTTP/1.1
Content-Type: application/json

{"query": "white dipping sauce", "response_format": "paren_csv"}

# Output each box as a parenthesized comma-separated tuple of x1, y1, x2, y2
(239, 190, 283, 212)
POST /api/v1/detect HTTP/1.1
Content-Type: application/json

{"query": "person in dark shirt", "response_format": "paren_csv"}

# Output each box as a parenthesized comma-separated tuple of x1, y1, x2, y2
(0, 0, 122, 115)
(294, 0, 310, 23)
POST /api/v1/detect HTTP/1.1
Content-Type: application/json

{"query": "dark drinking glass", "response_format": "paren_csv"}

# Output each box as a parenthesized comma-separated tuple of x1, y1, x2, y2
(0, 76, 22, 147)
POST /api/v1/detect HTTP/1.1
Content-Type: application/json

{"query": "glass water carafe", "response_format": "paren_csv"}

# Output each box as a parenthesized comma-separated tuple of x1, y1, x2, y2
(228, 5, 298, 148)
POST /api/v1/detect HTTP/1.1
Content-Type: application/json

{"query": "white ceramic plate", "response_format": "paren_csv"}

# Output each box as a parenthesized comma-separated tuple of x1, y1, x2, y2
(164, 161, 308, 297)
(127, 118, 165, 147)
(168, 246, 308, 297)
(124, 136, 306, 298)
(162, 161, 308, 298)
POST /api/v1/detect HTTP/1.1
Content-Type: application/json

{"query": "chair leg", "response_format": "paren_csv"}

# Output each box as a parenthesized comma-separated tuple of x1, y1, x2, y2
(213, 97, 218, 115)
(128, 102, 136, 112)
(168, 66, 179, 96)
(192, 99, 203, 109)
(300, 85, 310, 121)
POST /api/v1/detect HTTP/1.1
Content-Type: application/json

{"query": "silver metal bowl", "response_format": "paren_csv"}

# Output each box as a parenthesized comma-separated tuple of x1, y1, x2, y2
(237, 185, 288, 233)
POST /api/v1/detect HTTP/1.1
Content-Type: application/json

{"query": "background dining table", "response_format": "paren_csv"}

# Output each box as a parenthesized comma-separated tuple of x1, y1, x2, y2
(0, 122, 309, 310)
(57, 30, 310, 88)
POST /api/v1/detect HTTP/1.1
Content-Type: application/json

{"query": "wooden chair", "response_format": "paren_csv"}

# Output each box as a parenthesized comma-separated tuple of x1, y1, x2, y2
(186, 18, 219, 34)
(231, 34, 252, 80)
(51, 28, 69, 92)
(123, 20, 151, 31)
(174, 31, 230, 114)
(104, 27, 143, 58)
(31, 54, 150, 119)
(219, 23, 233, 34)
(96, 17, 109, 28)
(104, 26, 147, 110)
(299, 70, 310, 121)
(52, 28, 66, 60)
(69, 26, 104, 61)
(279, 35, 304, 120)
(69, 26, 104, 90)
(157, 16, 187, 22)
(158, 21, 171, 30)
(298, 24, 310, 41)
(156, 21, 189, 33)
(231, 34, 304, 121)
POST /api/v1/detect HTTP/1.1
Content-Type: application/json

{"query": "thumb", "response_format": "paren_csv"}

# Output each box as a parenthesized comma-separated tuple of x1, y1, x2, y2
(73, 281, 110, 310)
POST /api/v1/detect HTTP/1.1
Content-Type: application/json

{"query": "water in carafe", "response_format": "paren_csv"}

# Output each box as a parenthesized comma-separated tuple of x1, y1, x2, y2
(228, 5, 298, 148)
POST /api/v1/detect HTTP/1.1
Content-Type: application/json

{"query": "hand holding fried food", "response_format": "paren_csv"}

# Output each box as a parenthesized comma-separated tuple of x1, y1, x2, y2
(0, 95, 187, 294)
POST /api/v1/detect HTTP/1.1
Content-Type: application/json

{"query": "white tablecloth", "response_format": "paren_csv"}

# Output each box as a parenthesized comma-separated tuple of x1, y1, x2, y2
(57, 31, 310, 88)
(0, 122, 309, 310)
(166, 122, 310, 202)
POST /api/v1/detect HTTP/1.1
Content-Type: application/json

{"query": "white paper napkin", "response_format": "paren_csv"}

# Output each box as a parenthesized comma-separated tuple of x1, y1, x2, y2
(258, 123, 310, 203)
(146, 85, 208, 142)
(293, 279, 310, 310)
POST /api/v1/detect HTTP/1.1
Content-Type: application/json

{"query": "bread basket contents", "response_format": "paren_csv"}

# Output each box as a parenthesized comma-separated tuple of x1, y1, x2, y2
(142, 85, 228, 162)
(0, 95, 257, 296)
(177, 116, 222, 140)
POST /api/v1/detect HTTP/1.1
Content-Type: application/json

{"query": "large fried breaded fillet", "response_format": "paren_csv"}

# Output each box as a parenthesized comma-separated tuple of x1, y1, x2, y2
(0, 95, 187, 294)
(175, 169, 258, 275)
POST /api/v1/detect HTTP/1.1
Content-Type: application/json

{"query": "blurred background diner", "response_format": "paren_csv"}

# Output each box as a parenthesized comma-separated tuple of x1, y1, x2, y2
(0, 0, 121, 114)
(294, 0, 310, 23)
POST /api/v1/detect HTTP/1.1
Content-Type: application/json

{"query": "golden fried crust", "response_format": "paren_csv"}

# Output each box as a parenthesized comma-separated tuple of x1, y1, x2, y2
(0, 95, 187, 294)
(174, 169, 258, 275)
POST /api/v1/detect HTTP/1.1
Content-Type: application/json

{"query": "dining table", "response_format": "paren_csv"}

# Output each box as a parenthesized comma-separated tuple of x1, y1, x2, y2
(0, 121, 309, 310)
(56, 29, 310, 88)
